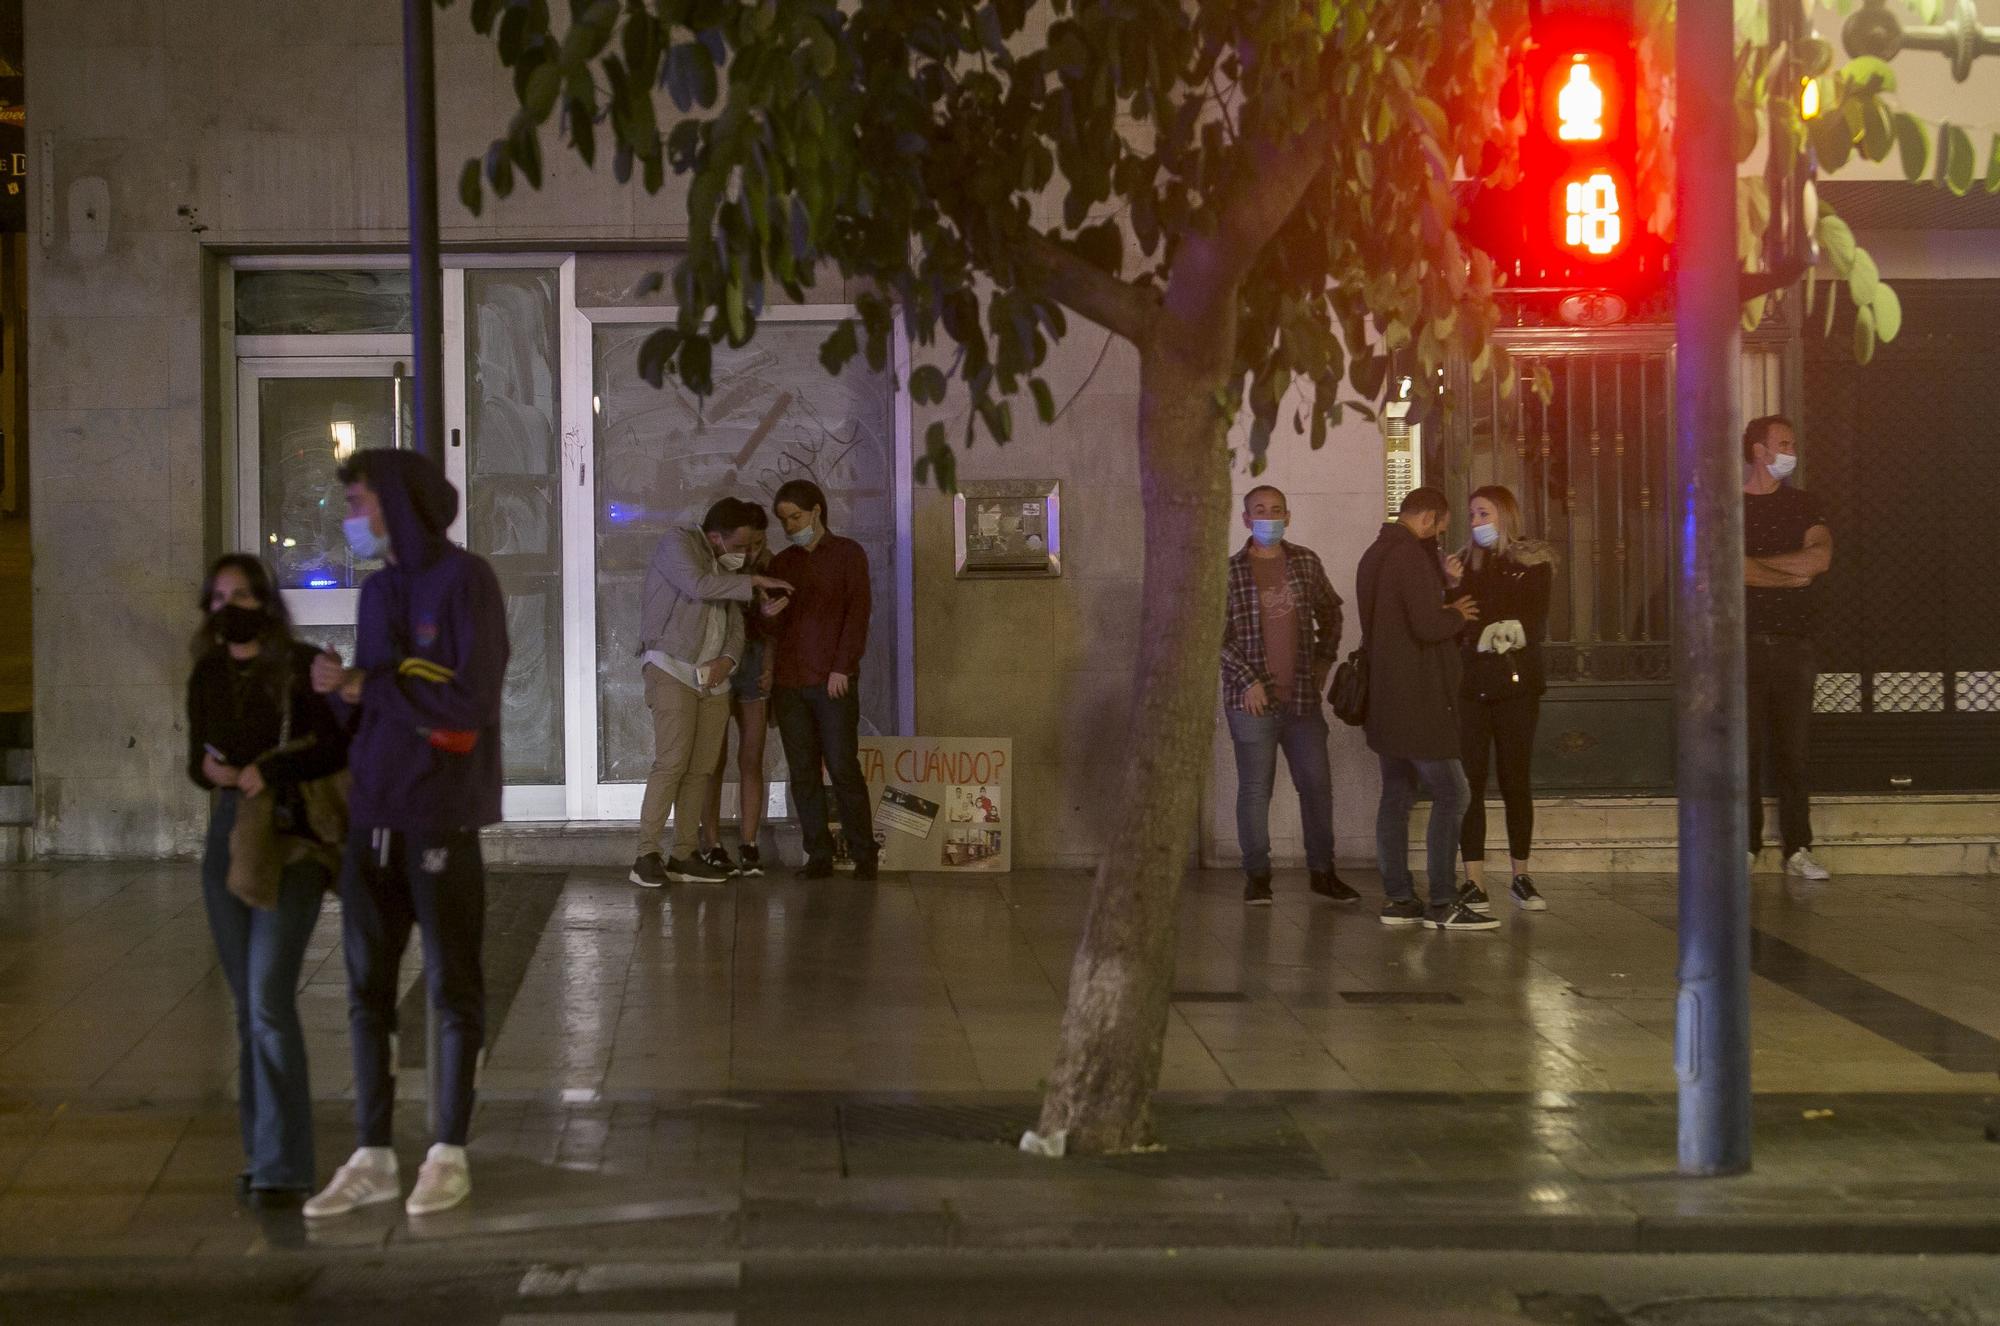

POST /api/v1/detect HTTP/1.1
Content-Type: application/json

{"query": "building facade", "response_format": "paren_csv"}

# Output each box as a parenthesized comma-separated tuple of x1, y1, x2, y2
(20, 1, 2000, 871)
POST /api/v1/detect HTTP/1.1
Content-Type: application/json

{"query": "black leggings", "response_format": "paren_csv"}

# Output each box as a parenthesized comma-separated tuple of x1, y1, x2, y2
(1459, 693, 1540, 864)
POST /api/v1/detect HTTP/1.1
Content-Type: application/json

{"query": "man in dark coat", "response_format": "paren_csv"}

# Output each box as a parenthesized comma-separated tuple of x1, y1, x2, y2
(1355, 487, 1493, 931)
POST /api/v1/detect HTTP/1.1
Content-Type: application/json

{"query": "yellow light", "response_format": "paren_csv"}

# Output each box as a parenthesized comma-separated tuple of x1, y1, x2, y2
(1557, 55, 1605, 142)
(1800, 75, 1821, 120)
(1564, 173, 1622, 255)
(330, 420, 357, 461)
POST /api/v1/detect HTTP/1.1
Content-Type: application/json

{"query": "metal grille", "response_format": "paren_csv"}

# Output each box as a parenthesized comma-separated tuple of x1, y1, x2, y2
(1956, 672, 2000, 713)
(1805, 279, 2000, 790)
(1814, 673, 1863, 715)
(1445, 349, 1675, 684)
(1872, 672, 1945, 714)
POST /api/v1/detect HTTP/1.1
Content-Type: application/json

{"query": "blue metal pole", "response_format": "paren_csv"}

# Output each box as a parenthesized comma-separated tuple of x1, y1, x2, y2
(402, 0, 446, 463)
(402, 0, 446, 1138)
(1673, 0, 1753, 1176)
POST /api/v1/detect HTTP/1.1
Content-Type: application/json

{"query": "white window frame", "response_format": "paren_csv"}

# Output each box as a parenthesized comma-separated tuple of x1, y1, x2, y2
(228, 258, 915, 826)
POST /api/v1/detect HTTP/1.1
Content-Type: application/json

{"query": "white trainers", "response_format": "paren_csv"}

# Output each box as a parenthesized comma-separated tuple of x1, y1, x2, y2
(302, 1147, 401, 1219)
(1785, 849, 1832, 881)
(404, 1143, 471, 1216)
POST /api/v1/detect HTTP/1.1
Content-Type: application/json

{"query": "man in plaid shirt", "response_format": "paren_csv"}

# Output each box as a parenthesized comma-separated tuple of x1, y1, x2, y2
(1221, 486, 1356, 906)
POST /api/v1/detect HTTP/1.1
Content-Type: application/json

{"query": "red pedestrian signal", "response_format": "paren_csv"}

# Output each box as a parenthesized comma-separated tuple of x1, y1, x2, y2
(1463, 7, 1666, 306)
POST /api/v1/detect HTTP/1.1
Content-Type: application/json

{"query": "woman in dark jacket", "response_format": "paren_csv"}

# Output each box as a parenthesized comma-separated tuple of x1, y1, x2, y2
(1450, 486, 1555, 914)
(186, 555, 349, 1207)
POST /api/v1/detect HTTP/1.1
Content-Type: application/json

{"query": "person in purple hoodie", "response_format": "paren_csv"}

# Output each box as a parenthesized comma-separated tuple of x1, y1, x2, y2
(301, 449, 509, 1221)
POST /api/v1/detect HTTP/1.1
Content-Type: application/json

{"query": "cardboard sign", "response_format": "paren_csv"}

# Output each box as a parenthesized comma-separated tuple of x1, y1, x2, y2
(837, 738, 1013, 873)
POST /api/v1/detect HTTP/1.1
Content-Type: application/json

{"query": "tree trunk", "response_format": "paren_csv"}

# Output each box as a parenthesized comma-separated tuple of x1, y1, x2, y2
(1034, 324, 1236, 1154)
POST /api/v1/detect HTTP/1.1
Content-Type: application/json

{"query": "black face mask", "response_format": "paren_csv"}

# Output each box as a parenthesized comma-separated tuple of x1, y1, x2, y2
(213, 603, 269, 645)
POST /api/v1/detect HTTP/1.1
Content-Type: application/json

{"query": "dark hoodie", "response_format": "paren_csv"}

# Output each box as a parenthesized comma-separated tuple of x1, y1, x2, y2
(336, 450, 509, 832)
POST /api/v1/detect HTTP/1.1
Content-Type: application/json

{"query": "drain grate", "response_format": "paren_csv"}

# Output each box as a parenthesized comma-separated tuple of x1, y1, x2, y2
(1170, 990, 1249, 1003)
(834, 1101, 1330, 1182)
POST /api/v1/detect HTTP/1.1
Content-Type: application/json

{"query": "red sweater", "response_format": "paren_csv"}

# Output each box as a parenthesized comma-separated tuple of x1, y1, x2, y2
(767, 533, 872, 689)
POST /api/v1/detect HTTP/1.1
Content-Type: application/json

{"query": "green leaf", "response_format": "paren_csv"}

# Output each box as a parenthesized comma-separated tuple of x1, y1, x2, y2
(818, 320, 859, 375)
(1853, 303, 1877, 364)
(1029, 378, 1056, 425)
(1943, 123, 1977, 195)
(458, 158, 483, 216)
(1815, 212, 1857, 273)
(1893, 113, 1930, 181)
(1871, 281, 1902, 342)
(1846, 248, 1879, 307)
(724, 280, 748, 345)
(522, 62, 561, 121)
(1860, 100, 1892, 161)
(908, 364, 947, 406)
(1987, 134, 2000, 192)
(1841, 54, 1897, 94)
(1809, 110, 1852, 172)
(637, 327, 682, 388)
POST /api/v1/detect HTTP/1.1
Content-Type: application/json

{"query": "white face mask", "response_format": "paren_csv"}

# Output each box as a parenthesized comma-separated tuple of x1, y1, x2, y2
(343, 514, 386, 561)
(1471, 523, 1500, 549)
(717, 551, 747, 571)
(1766, 452, 1798, 480)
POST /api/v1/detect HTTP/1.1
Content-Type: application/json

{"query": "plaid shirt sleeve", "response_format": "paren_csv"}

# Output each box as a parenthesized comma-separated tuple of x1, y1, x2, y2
(1303, 552, 1344, 664)
(1219, 555, 1268, 710)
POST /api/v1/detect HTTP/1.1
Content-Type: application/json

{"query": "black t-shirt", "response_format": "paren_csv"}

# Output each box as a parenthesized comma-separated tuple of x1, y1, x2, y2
(1743, 485, 1827, 637)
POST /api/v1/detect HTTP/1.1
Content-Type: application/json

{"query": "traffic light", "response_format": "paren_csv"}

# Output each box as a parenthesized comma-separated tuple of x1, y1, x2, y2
(1464, 3, 1668, 311)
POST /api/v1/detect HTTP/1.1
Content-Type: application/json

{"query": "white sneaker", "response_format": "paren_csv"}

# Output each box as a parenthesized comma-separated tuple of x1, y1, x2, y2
(302, 1148, 401, 1219)
(1785, 849, 1832, 881)
(404, 1143, 471, 1216)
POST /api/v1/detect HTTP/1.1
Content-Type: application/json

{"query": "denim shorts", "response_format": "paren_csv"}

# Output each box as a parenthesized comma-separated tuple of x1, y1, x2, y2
(732, 637, 769, 703)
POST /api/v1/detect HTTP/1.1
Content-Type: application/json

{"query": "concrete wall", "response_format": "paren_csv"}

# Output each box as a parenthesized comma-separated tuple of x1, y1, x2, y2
(28, 0, 702, 856)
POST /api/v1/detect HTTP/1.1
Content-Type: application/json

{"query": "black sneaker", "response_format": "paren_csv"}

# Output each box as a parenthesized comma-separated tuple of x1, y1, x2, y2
(1379, 897, 1426, 927)
(1510, 875, 1548, 911)
(697, 846, 734, 875)
(796, 857, 834, 880)
(1456, 880, 1495, 916)
(735, 844, 764, 877)
(629, 853, 670, 889)
(1244, 875, 1274, 906)
(852, 859, 879, 883)
(666, 854, 730, 883)
(1310, 871, 1360, 903)
(1425, 902, 1502, 932)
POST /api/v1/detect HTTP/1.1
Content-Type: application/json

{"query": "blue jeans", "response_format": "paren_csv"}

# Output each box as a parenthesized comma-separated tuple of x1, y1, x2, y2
(341, 826, 487, 1148)
(200, 791, 327, 1192)
(1375, 756, 1470, 908)
(1226, 706, 1335, 876)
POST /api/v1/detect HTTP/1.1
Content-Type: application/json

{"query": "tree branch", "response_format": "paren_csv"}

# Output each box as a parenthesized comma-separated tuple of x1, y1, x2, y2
(1014, 230, 1157, 343)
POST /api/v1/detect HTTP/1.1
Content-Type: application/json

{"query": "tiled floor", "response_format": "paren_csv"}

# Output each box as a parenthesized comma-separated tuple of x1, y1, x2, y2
(0, 862, 1995, 1103)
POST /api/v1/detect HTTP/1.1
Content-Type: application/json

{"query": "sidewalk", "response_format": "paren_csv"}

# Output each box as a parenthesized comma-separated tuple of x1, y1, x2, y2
(1, 862, 1997, 1257)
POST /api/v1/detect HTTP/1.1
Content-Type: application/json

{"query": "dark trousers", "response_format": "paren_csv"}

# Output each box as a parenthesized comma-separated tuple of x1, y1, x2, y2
(1459, 693, 1540, 864)
(200, 791, 327, 1191)
(340, 826, 487, 1148)
(773, 681, 877, 866)
(1747, 633, 1816, 858)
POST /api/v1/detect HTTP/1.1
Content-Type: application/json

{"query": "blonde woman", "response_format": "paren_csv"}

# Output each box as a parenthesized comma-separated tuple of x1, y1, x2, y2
(1453, 486, 1555, 913)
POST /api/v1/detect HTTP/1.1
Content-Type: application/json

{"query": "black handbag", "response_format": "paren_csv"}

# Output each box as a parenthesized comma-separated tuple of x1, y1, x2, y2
(1328, 557, 1383, 726)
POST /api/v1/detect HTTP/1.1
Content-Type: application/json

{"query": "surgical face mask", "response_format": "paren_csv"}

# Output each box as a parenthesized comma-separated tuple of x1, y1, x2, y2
(343, 514, 387, 561)
(1766, 452, 1798, 480)
(787, 524, 817, 549)
(1471, 523, 1500, 550)
(1250, 518, 1286, 547)
(717, 551, 747, 571)
(213, 603, 268, 645)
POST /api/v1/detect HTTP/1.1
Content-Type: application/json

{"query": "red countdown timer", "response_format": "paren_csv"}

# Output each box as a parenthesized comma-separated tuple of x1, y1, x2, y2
(1539, 47, 1630, 262)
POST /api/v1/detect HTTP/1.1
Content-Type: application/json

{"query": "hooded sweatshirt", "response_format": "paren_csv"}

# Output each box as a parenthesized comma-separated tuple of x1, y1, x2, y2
(336, 449, 510, 832)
